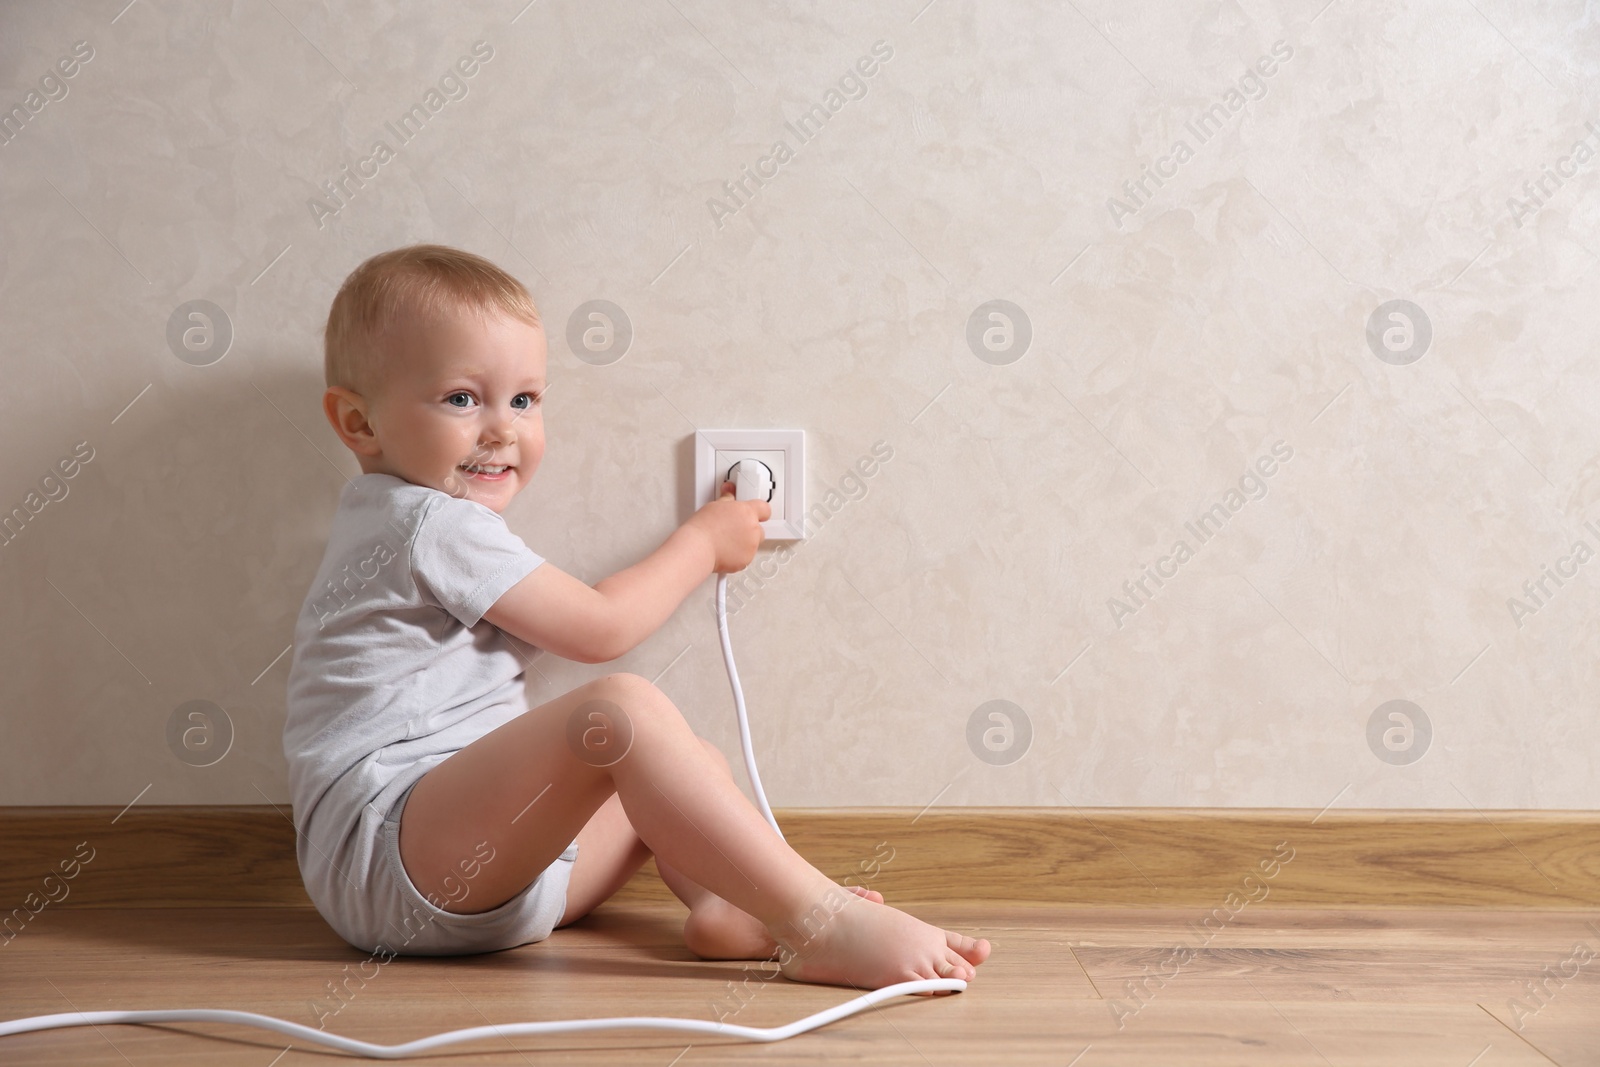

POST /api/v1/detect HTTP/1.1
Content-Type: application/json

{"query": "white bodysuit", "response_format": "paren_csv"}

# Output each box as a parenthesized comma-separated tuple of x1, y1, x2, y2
(283, 473, 576, 956)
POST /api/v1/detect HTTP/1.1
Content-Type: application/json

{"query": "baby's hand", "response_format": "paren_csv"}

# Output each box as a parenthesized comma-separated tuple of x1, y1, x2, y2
(688, 482, 771, 574)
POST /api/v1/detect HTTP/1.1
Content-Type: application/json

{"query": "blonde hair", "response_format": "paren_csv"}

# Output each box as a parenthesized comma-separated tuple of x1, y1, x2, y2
(324, 244, 541, 393)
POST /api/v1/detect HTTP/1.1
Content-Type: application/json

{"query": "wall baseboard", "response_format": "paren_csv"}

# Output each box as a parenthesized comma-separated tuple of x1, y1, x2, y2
(2, 806, 1595, 912)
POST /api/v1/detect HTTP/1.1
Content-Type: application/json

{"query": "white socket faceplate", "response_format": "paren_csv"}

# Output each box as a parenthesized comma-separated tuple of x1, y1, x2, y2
(694, 429, 805, 541)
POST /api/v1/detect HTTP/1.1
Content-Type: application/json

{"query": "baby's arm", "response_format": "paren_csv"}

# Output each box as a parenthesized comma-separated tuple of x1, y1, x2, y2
(482, 483, 769, 663)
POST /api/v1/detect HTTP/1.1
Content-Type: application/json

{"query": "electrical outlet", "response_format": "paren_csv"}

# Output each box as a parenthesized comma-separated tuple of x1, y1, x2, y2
(694, 430, 805, 541)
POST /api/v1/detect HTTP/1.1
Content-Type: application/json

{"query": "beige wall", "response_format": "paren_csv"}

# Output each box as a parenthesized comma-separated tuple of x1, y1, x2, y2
(2, 2, 1596, 811)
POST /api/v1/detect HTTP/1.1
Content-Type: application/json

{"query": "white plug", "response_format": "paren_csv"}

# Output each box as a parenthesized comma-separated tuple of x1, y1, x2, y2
(695, 430, 804, 540)
(728, 458, 774, 503)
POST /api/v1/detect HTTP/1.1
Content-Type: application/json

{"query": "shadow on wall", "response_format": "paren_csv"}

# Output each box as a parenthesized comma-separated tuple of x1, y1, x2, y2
(0, 352, 347, 804)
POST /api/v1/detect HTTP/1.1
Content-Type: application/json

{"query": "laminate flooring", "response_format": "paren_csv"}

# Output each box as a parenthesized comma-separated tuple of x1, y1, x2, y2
(2, 903, 1595, 1065)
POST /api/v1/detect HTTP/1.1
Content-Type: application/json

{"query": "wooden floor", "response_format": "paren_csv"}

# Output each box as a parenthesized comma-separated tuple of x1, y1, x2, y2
(2, 902, 1596, 1065)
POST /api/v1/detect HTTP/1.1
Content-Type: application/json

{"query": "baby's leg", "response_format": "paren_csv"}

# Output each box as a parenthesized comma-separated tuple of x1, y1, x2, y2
(653, 738, 884, 959)
(397, 672, 990, 989)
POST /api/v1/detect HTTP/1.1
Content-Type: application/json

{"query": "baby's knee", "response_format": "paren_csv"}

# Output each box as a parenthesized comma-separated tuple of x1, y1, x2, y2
(590, 672, 681, 729)
(593, 671, 661, 706)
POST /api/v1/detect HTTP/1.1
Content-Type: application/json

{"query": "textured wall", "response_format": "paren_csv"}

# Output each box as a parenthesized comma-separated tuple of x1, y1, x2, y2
(2, 1, 1596, 811)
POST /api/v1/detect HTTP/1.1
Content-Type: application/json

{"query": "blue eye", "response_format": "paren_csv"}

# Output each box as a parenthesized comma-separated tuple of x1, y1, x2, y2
(512, 393, 541, 411)
(446, 392, 473, 408)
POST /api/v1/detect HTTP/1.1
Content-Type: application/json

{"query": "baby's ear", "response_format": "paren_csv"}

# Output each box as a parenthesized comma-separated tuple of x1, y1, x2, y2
(323, 387, 381, 455)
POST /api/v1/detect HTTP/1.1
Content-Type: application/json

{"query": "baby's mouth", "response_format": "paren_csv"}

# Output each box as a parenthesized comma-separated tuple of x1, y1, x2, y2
(458, 462, 513, 481)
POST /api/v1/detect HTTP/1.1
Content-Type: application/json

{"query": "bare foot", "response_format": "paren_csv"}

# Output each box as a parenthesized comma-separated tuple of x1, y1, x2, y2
(684, 885, 884, 960)
(773, 890, 990, 991)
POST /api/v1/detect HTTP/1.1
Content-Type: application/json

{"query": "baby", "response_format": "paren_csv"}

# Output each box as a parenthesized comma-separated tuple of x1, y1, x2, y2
(283, 244, 990, 993)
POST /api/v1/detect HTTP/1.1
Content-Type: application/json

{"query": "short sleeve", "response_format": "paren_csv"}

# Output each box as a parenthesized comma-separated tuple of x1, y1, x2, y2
(410, 495, 545, 628)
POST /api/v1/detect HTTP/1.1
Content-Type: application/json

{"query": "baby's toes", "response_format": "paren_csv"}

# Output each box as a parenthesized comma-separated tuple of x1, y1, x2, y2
(946, 930, 991, 966)
(935, 950, 975, 981)
(908, 954, 966, 992)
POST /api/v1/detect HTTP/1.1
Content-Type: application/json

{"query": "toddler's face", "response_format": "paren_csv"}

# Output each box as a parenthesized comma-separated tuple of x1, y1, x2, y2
(361, 305, 546, 514)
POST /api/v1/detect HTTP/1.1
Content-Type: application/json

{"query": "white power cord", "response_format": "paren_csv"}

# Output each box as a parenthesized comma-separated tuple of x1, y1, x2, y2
(717, 568, 782, 837)
(0, 488, 964, 1057)
(0, 978, 964, 1057)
